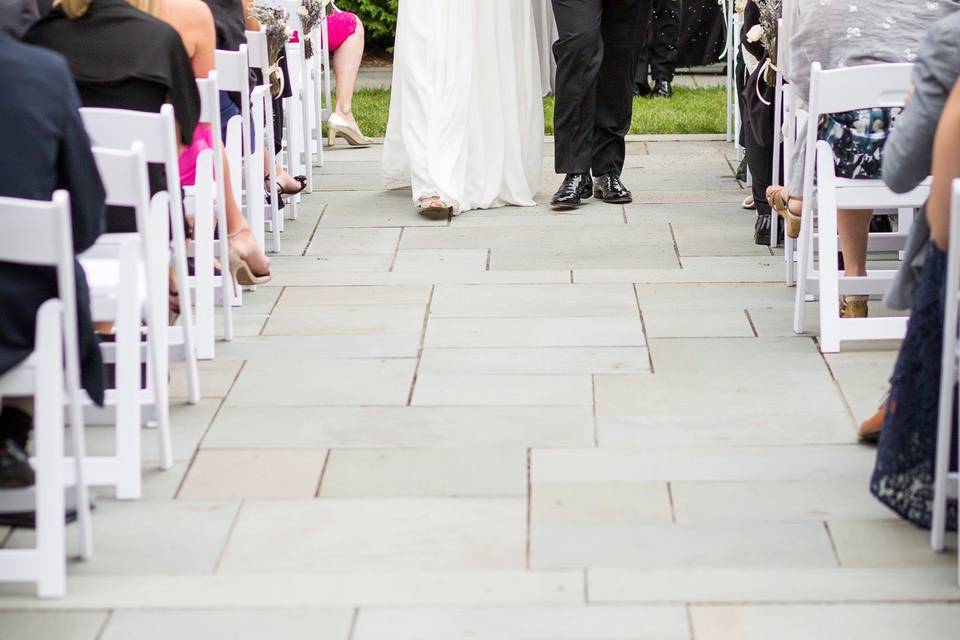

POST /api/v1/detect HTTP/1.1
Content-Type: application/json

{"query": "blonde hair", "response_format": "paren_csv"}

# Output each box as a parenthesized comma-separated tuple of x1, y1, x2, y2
(127, 0, 163, 17)
(59, 0, 92, 19)
(57, 0, 163, 19)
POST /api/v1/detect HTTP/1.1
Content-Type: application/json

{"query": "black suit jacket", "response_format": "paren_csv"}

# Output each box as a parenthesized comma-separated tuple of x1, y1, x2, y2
(0, 33, 106, 404)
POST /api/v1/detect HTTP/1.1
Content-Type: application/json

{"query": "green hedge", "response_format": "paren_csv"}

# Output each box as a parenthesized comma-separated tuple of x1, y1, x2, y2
(335, 0, 398, 49)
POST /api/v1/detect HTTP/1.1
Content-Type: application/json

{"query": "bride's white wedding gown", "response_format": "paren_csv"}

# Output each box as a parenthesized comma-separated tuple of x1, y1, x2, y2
(382, 0, 544, 213)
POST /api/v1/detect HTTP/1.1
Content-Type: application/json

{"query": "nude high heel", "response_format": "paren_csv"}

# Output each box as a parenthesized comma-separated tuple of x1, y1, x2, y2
(327, 112, 372, 148)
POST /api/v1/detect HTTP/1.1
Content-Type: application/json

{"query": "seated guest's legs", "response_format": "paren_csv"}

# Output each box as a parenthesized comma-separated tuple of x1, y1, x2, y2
(0, 399, 34, 488)
(333, 19, 364, 131)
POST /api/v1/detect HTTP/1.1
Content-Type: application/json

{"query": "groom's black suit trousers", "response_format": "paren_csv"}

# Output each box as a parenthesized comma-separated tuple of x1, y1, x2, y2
(552, 0, 650, 176)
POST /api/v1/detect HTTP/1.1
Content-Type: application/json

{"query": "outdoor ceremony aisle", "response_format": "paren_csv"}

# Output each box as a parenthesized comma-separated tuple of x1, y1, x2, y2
(1, 138, 959, 639)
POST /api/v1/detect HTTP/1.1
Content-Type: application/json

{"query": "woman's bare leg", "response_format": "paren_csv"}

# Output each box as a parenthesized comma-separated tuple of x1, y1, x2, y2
(837, 210, 873, 277)
(332, 22, 365, 130)
(222, 149, 271, 276)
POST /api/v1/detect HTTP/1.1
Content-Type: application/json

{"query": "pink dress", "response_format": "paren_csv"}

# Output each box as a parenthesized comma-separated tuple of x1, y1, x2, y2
(326, 10, 358, 52)
(178, 124, 214, 186)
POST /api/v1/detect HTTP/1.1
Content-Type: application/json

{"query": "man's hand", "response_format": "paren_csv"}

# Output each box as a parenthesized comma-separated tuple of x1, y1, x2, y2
(904, 83, 916, 110)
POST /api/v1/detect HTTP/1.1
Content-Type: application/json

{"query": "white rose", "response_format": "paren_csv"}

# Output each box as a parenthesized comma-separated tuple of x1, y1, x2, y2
(746, 24, 764, 43)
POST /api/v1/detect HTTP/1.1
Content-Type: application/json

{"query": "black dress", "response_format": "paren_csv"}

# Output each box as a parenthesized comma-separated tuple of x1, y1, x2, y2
(0, 33, 107, 403)
(871, 241, 959, 529)
(24, 0, 200, 232)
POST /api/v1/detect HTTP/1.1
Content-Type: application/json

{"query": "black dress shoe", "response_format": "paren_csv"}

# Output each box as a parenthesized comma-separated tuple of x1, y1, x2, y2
(653, 79, 673, 98)
(635, 82, 652, 97)
(0, 439, 34, 489)
(754, 213, 784, 246)
(593, 173, 632, 204)
(551, 173, 593, 210)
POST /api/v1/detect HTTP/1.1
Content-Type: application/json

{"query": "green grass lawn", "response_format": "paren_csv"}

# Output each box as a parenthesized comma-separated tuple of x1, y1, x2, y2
(348, 85, 726, 138)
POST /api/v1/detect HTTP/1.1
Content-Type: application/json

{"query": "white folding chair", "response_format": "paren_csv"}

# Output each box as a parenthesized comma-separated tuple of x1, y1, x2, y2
(80, 105, 201, 404)
(931, 178, 960, 585)
(216, 46, 267, 258)
(308, 0, 335, 165)
(793, 62, 927, 352)
(189, 72, 235, 358)
(770, 18, 785, 249)
(245, 29, 283, 251)
(0, 191, 92, 597)
(80, 144, 173, 499)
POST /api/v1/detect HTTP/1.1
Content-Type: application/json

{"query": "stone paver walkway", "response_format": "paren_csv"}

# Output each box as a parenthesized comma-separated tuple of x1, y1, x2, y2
(1, 139, 959, 639)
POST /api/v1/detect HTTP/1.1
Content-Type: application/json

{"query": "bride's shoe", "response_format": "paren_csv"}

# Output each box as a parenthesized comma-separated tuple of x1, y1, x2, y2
(327, 113, 372, 148)
(416, 196, 453, 220)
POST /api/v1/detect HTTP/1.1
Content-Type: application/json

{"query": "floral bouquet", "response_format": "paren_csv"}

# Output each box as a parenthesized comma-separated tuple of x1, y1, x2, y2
(250, 3, 293, 96)
(299, 0, 325, 59)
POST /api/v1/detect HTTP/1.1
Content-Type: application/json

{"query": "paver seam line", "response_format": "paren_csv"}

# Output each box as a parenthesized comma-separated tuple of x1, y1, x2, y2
(485, 248, 492, 271)
(668, 223, 683, 268)
(667, 482, 677, 524)
(301, 203, 328, 256)
(744, 309, 759, 337)
(347, 607, 360, 640)
(622, 205, 629, 225)
(257, 286, 286, 337)
(175, 360, 247, 498)
(93, 609, 114, 640)
(0, 527, 12, 547)
(211, 498, 244, 573)
(525, 447, 532, 571)
(721, 153, 742, 186)
(813, 338, 860, 430)
(387, 227, 405, 272)
(824, 520, 843, 568)
(314, 449, 333, 498)
(591, 375, 599, 447)
(582, 568, 590, 604)
(569, 269, 574, 284)
(685, 603, 696, 640)
(633, 284, 656, 374)
(406, 285, 435, 406)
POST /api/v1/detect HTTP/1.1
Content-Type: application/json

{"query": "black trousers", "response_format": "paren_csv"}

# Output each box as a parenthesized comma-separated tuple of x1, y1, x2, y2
(552, 0, 650, 176)
(636, 0, 681, 84)
(738, 54, 773, 217)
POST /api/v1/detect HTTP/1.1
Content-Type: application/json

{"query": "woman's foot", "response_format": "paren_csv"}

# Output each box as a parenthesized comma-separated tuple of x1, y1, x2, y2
(228, 226, 271, 285)
(328, 111, 372, 147)
(858, 397, 890, 444)
(742, 194, 756, 210)
(416, 196, 453, 220)
(275, 170, 307, 196)
(766, 185, 802, 239)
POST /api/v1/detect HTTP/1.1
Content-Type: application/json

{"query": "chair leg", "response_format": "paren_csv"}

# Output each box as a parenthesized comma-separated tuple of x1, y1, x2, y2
(817, 206, 842, 354)
(264, 96, 282, 254)
(793, 214, 812, 334)
(115, 248, 143, 499)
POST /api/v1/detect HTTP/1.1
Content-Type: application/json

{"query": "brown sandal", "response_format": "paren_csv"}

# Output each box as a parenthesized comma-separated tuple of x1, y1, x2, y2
(767, 187, 802, 239)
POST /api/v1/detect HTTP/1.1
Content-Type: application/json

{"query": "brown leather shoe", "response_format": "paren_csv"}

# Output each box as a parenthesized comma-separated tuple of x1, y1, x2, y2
(858, 400, 888, 444)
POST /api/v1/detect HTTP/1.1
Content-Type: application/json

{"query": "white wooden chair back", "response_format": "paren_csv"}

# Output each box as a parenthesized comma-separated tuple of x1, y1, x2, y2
(0, 191, 91, 596)
(80, 105, 200, 404)
(932, 178, 960, 586)
(194, 72, 235, 349)
(245, 29, 282, 252)
(792, 62, 925, 351)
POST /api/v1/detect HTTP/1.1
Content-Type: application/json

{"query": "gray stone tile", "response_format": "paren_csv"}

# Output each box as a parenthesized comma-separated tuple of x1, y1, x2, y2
(588, 567, 960, 603)
(170, 359, 243, 400)
(400, 224, 673, 251)
(353, 606, 690, 640)
(645, 337, 828, 375)
(532, 482, 673, 525)
(263, 303, 425, 336)
(625, 203, 755, 225)
(671, 480, 893, 523)
(630, 190, 746, 204)
(824, 351, 900, 425)
(318, 191, 447, 227)
(321, 448, 526, 497)
(202, 406, 594, 449)
(690, 604, 960, 640)
(268, 269, 572, 287)
(101, 610, 354, 640)
(178, 449, 328, 499)
(225, 357, 416, 407)
(597, 413, 855, 447)
(425, 318, 646, 348)
(531, 521, 836, 570)
(642, 308, 754, 337)
(635, 283, 795, 310)
(827, 519, 959, 567)
(306, 227, 402, 256)
(532, 446, 874, 484)
(412, 373, 593, 406)
(0, 611, 107, 640)
(490, 244, 680, 270)
(672, 223, 770, 257)
(219, 498, 526, 572)
(430, 284, 640, 318)
(573, 256, 784, 284)
(392, 249, 488, 272)
(215, 334, 422, 360)
(419, 347, 651, 375)
(6, 500, 239, 574)
(277, 285, 432, 306)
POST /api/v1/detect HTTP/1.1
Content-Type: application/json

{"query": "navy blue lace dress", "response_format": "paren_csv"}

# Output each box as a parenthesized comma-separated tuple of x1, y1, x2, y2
(871, 242, 958, 529)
